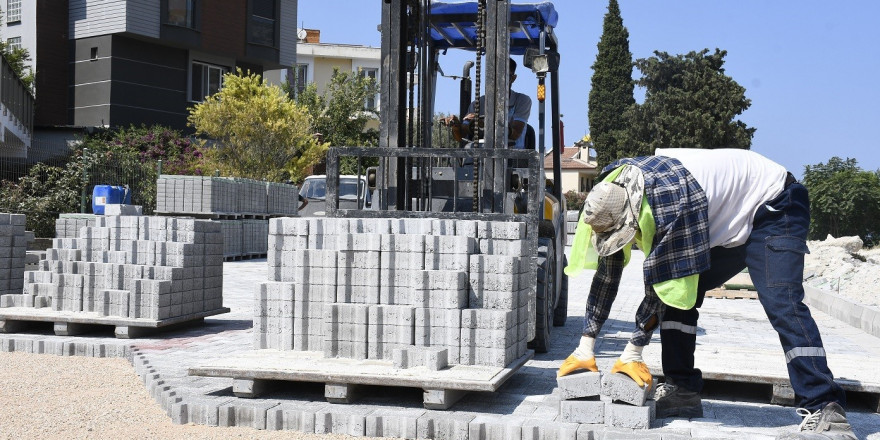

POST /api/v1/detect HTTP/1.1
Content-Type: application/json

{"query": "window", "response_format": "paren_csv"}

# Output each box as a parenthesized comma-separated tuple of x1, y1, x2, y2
(293, 64, 308, 97)
(6, 37, 21, 51)
(249, 0, 276, 47)
(191, 61, 226, 102)
(359, 68, 378, 110)
(166, 0, 196, 28)
(6, 0, 21, 23)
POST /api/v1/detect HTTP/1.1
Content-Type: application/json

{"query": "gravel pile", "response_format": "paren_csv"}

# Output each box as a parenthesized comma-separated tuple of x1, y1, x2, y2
(0, 352, 378, 440)
(805, 235, 880, 307)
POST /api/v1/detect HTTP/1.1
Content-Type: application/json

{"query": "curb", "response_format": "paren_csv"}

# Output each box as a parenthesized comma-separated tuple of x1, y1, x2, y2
(804, 285, 880, 338)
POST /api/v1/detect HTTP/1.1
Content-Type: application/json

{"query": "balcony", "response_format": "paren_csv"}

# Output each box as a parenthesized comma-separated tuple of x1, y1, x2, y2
(0, 54, 34, 158)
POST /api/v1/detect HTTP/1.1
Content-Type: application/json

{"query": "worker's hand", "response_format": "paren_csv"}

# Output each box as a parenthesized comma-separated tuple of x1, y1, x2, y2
(462, 112, 477, 123)
(610, 359, 653, 388)
(440, 115, 457, 126)
(557, 354, 598, 377)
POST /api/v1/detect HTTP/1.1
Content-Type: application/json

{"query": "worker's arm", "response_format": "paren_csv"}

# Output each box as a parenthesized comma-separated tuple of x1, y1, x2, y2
(509, 120, 526, 142)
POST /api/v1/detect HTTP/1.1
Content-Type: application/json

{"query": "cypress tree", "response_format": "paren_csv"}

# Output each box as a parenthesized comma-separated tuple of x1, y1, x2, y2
(588, 0, 635, 168)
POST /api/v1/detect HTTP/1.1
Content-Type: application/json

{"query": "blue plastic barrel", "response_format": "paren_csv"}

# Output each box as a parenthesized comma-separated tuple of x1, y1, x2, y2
(92, 185, 131, 214)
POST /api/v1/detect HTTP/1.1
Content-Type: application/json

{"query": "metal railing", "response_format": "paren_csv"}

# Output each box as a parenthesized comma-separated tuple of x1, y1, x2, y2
(0, 137, 160, 237)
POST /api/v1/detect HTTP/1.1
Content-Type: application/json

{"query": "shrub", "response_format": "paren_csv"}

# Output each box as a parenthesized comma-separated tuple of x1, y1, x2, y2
(564, 190, 588, 212)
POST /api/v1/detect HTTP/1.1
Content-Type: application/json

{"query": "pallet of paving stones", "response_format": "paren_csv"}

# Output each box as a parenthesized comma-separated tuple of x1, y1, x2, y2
(189, 348, 533, 410)
(154, 211, 243, 220)
(156, 175, 300, 217)
(0, 306, 229, 338)
(191, 216, 539, 409)
(705, 288, 758, 300)
(0, 214, 230, 338)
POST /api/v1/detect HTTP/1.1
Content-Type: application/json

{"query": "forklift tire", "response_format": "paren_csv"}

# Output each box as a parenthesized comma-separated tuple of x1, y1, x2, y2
(528, 238, 555, 353)
(553, 254, 569, 327)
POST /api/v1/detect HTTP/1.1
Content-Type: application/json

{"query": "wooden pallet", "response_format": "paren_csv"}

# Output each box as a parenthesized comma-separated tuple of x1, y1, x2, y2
(705, 288, 758, 300)
(189, 349, 533, 410)
(0, 307, 230, 338)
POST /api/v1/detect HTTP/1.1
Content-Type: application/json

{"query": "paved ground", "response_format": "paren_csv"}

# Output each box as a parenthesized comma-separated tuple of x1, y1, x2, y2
(2, 248, 879, 439)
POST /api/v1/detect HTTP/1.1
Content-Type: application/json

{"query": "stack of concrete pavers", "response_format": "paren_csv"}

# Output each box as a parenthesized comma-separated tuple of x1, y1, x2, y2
(55, 214, 96, 239)
(556, 370, 656, 429)
(0, 215, 224, 321)
(0, 213, 27, 297)
(157, 176, 239, 215)
(256, 217, 531, 369)
(156, 175, 300, 217)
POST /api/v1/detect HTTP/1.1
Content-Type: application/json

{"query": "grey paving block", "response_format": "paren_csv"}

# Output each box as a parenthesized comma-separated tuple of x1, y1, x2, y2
(468, 414, 527, 440)
(416, 411, 474, 439)
(601, 372, 653, 406)
(266, 401, 328, 431)
(521, 418, 580, 440)
(314, 406, 371, 436)
(605, 400, 655, 430)
(366, 408, 426, 438)
(559, 399, 604, 424)
(557, 371, 602, 400)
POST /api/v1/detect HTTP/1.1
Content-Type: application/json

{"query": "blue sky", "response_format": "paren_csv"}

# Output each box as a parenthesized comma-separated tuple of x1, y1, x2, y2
(297, 1, 880, 178)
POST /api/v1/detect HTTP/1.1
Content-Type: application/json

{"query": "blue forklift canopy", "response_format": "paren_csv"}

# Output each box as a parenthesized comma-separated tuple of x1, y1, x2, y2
(428, 1, 558, 54)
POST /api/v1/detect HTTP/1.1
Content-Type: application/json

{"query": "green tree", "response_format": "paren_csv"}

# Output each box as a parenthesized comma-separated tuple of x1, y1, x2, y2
(623, 49, 755, 155)
(189, 69, 325, 182)
(288, 69, 379, 175)
(432, 112, 460, 149)
(588, 0, 635, 169)
(802, 157, 880, 245)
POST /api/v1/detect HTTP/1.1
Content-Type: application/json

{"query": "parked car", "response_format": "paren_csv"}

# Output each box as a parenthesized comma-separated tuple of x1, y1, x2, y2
(298, 175, 371, 216)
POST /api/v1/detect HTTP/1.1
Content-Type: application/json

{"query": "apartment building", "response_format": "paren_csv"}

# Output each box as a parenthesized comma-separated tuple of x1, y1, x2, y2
(1, 0, 297, 131)
(293, 29, 381, 115)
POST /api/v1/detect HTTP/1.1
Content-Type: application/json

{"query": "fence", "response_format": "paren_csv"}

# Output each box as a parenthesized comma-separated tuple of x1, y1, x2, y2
(0, 136, 160, 238)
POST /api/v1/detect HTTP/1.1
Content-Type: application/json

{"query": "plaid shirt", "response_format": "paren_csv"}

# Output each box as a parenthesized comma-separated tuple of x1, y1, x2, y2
(605, 156, 711, 285)
(582, 156, 710, 345)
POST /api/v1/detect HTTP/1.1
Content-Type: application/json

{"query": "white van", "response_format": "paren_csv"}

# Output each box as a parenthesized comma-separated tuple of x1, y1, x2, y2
(298, 175, 371, 216)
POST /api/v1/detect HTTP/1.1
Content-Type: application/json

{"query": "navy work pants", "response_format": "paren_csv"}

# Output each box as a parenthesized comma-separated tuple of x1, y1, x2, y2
(660, 182, 846, 411)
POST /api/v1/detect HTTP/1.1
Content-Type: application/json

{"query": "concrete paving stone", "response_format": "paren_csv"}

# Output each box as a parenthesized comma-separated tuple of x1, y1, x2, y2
(468, 414, 528, 440)
(426, 235, 475, 255)
(559, 398, 605, 424)
(598, 427, 663, 439)
(217, 400, 280, 429)
(184, 397, 237, 427)
(601, 372, 653, 406)
(366, 407, 426, 438)
(266, 401, 328, 432)
(416, 410, 475, 440)
(557, 371, 603, 400)
(314, 405, 372, 436)
(521, 418, 580, 440)
(575, 424, 604, 440)
(605, 401, 655, 430)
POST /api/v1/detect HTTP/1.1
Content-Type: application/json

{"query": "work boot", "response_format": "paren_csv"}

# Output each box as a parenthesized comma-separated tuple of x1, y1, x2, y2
(654, 380, 703, 418)
(776, 402, 857, 440)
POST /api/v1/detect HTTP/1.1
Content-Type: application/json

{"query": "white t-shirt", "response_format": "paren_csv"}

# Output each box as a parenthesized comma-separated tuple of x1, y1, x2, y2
(656, 148, 787, 248)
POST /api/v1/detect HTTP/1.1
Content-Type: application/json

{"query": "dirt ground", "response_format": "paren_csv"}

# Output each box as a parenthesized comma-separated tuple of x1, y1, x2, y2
(0, 352, 382, 440)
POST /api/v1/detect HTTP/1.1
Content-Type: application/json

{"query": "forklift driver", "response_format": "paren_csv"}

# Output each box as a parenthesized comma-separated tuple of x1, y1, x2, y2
(442, 58, 531, 149)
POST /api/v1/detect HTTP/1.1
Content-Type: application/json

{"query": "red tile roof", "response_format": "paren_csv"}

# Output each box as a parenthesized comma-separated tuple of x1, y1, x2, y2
(544, 147, 599, 171)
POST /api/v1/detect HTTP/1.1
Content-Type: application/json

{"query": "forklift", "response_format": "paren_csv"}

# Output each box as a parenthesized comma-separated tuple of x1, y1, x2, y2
(325, 0, 568, 353)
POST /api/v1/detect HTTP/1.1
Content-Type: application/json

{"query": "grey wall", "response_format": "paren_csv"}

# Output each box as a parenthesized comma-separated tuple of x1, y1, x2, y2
(71, 35, 189, 129)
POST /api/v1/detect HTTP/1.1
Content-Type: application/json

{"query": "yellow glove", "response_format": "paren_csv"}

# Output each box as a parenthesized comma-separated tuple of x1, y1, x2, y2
(610, 359, 653, 388)
(557, 354, 598, 377)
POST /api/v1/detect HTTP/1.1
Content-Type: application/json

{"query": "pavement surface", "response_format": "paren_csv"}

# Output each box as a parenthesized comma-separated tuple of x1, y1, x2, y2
(2, 248, 879, 439)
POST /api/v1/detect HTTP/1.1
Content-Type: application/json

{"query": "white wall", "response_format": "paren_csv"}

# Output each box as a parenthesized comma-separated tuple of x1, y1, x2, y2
(70, 0, 159, 39)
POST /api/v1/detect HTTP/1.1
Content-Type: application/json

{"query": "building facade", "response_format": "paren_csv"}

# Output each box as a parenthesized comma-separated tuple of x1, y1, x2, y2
(293, 29, 381, 118)
(544, 137, 599, 195)
(1, 0, 297, 131)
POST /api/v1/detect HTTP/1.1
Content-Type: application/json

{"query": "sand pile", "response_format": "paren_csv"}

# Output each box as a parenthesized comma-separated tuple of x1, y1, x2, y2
(804, 235, 880, 307)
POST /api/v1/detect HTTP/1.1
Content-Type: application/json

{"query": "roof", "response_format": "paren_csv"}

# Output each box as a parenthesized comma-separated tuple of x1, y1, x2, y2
(544, 146, 599, 172)
(427, 2, 558, 54)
